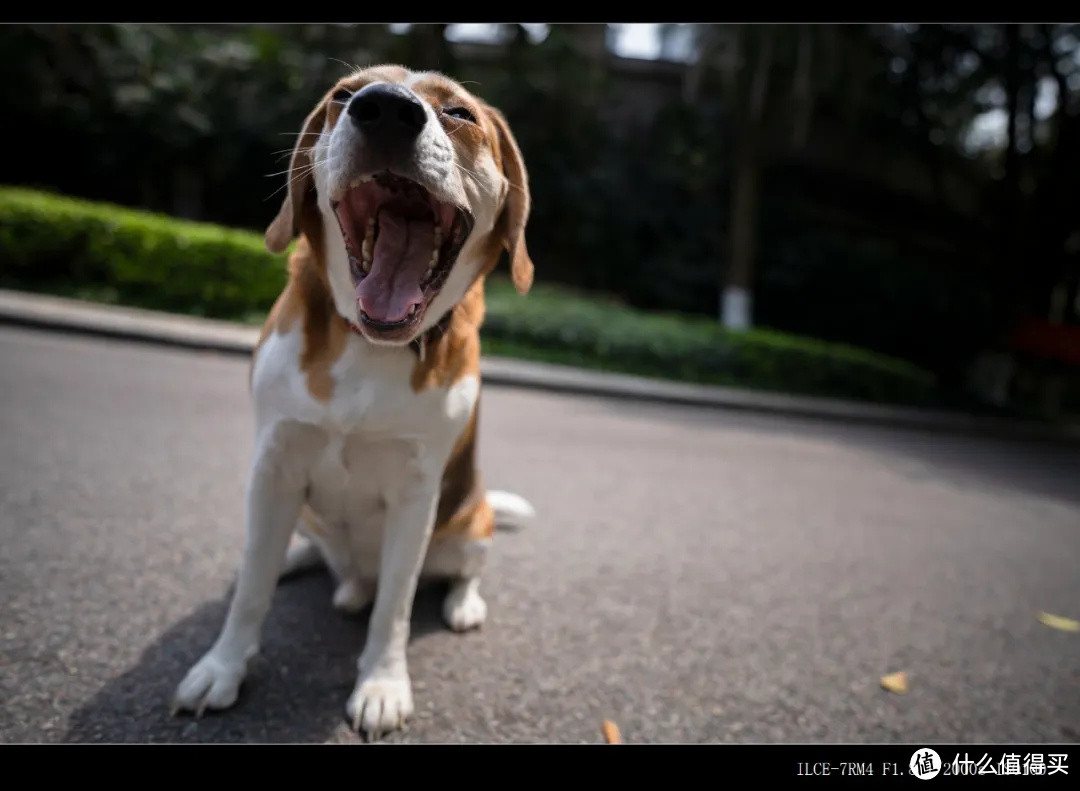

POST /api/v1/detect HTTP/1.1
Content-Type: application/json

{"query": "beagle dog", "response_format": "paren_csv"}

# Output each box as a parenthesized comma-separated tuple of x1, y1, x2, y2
(171, 65, 536, 738)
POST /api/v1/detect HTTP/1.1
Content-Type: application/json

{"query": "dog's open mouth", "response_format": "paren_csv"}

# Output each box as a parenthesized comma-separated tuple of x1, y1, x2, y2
(332, 172, 473, 341)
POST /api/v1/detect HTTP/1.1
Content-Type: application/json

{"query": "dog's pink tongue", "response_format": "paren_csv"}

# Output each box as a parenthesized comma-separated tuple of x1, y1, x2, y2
(356, 209, 434, 323)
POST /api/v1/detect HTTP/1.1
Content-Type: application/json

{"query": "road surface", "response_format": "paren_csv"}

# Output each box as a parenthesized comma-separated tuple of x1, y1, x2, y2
(1, 325, 1078, 744)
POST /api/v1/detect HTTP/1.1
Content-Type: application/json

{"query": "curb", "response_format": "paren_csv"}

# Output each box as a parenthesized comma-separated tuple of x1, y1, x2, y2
(1, 289, 1077, 443)
(0, 289, 260, 355)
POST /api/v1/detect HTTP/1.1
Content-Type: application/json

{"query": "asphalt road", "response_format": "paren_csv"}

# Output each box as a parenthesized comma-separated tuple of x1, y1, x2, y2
(1, 324, 1078, 744)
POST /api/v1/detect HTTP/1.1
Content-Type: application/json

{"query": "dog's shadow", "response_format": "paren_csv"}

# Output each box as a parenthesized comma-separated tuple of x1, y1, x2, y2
(61, 571, 452, 743)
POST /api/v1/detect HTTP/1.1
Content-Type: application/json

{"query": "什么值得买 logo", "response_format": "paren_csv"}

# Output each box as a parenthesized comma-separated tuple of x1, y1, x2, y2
(910, 748, 941, 780)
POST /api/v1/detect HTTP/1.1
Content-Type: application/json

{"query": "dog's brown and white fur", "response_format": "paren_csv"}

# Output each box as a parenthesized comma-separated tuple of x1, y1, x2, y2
(171, 65, 536, 737)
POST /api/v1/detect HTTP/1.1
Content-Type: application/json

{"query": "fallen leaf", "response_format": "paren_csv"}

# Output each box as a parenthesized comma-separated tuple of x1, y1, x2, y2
(880, 671, 908, 694)
(601, 720, 622, 744)
(1037, 612, 1080, 632)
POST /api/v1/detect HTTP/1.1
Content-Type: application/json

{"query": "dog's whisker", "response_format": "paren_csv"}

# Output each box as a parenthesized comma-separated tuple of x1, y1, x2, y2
(264, 158, 327, 180)
(444, 119, 469, 139)
(272, 147, 318, 164)
(263, 184, 291, 202)
(264, 167, 303, 178)
(263, 163, 322, 201)
(330, 57, 362, 74)
(271, 145, 315, 157)
(454, 162, 483, 182)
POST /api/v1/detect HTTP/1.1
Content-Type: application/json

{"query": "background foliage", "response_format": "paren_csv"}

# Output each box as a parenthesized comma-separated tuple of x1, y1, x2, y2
(2, 23, 1078, 412)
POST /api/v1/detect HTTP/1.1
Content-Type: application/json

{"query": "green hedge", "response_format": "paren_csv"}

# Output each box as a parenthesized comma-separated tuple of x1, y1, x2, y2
(482, 281, 936, 405)
(0, 187, 287, 320)
(0, 186, 937, 405)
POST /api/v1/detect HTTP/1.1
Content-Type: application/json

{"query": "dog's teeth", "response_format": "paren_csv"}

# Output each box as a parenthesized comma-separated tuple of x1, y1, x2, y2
(361, 217, 375, 272)
(426, 227, 442, 277)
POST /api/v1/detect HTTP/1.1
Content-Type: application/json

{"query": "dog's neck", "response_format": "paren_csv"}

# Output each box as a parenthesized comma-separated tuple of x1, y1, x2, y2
(345, 309, 455, 362)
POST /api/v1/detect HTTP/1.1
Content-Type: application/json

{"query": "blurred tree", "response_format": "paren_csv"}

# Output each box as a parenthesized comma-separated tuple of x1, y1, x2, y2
(682, 24, 872, 330)
(384, 23, 457, 73)
(882, 24, 1080, 330)
(0, 23, 399, 225)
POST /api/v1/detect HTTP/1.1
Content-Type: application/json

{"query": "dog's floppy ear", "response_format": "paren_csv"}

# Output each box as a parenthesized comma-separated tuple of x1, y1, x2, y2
(265, 101, 329, 254)
(484, 104, 534, 295)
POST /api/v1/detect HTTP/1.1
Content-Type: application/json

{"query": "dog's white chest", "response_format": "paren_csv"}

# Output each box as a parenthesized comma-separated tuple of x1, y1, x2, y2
(251, 326, 478, 543)
(304, 434, 409, 556)
(254, 328, 475, 427)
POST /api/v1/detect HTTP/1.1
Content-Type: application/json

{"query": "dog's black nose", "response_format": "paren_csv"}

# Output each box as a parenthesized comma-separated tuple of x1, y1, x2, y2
(348, 83, 427, 142)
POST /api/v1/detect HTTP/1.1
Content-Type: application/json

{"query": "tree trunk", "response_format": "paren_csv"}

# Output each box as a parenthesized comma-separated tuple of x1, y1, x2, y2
(996, 23, 1024, 329)
(568, 24, 608, 101)
(724, 132, 760, 330)
(1036, 25, 1077, 294)
(791, 26, 814, 148)
(683, 26, 718, 104)
(433, 23, 457, 73)
(721, 29, 773, 330)
(406, 24, 455, 73)
(1003, 24, 1022, 218)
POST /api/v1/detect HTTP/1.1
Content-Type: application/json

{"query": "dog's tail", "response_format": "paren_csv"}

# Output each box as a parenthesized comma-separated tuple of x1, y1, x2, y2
(486, 489, 535, 532)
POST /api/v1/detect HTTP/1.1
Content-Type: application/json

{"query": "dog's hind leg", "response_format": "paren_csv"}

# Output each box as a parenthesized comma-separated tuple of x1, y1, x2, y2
(280, 538, 323, 579)
(278, 506, 330, 580)
(441, 571, 487, 632)
(279, 506, 373, 613)
(423, 489, 534, 631)
(423, 506, 493, 632)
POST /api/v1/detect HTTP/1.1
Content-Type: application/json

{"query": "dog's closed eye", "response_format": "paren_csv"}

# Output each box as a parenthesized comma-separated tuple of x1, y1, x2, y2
(443, 107, 477, 124)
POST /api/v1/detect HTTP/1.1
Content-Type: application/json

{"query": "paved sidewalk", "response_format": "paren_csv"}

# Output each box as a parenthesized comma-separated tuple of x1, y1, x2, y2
(1, 288, 1076, 442)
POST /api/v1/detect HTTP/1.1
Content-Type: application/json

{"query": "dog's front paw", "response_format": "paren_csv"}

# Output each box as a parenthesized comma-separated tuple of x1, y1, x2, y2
(171, 652, 247, 717)
(345, 671, 414, 739)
